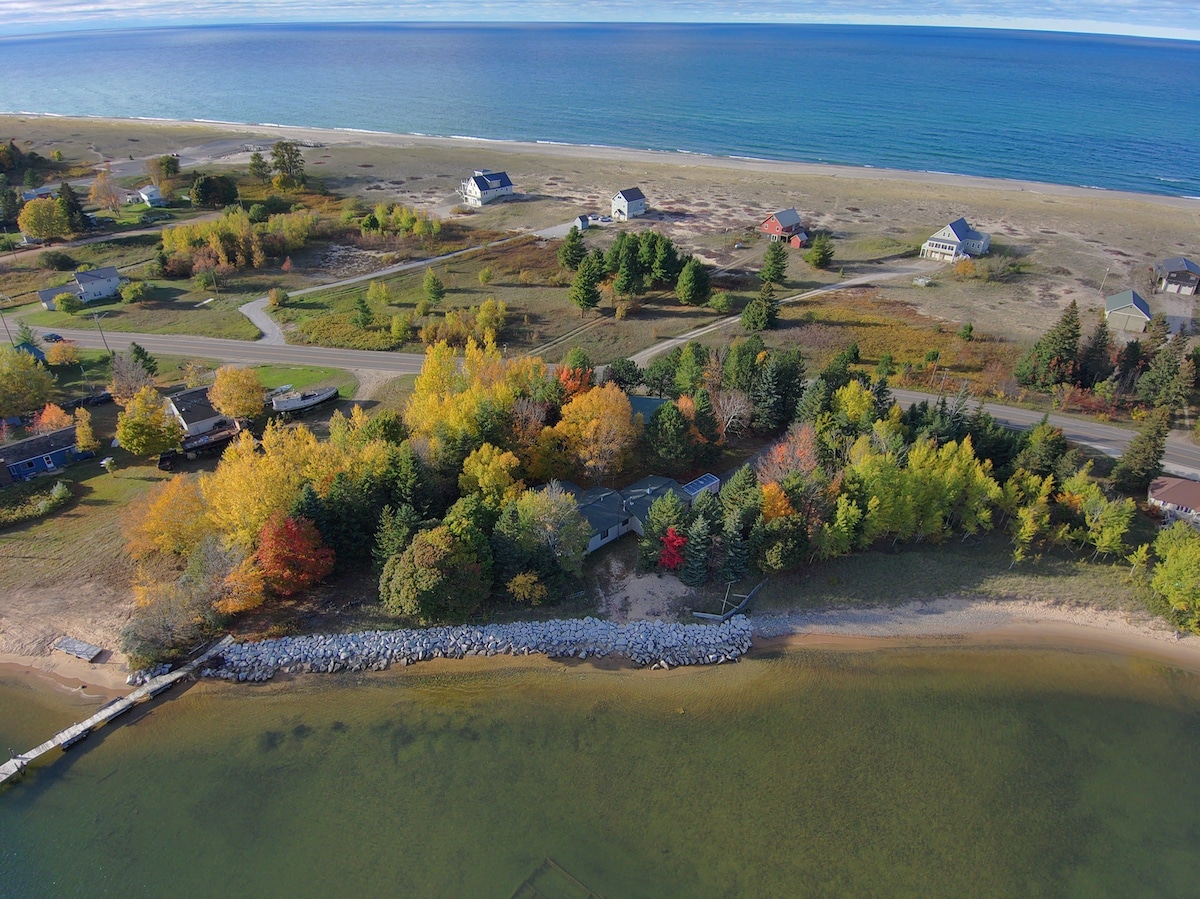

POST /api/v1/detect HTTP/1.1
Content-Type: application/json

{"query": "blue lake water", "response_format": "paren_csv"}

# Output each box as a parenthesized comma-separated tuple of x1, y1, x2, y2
(1, 23, 1199, 196)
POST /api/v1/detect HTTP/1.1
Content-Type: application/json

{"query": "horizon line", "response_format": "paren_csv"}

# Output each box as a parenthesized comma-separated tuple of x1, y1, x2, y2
(2, 19, 1199, 44)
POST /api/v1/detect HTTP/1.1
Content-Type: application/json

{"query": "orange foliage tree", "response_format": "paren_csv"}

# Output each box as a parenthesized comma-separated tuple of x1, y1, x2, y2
(555, 382, 637, 485)
(760, 482, 797, 521)
(756, 422, 821, 484)
(124, 475, 212, 560)
(255, 512, 335, 596)
(31, 402, 72, 434)
(216, 558, 267, 613)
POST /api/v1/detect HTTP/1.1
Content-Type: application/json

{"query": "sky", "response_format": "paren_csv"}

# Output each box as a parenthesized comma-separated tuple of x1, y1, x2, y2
(1, 0, 1198, 41)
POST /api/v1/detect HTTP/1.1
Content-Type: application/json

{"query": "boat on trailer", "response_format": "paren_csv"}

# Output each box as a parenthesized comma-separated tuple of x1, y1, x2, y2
(271, 385, 340, 415)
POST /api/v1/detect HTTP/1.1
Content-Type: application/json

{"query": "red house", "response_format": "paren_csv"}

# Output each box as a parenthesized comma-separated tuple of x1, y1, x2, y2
(760, 207, 807, 242)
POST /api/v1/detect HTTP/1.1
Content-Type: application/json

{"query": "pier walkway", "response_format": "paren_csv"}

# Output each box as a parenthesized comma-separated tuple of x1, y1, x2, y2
(0, 635, 233, 788)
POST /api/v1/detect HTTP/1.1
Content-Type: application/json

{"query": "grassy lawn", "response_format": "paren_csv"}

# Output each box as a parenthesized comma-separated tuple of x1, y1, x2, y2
(254, 364, 356, 397)
(0, 233, 163, 303)
(359, 374, 417, 414)
(23, 284, 262, 340)
(688, 531, 1152, 618)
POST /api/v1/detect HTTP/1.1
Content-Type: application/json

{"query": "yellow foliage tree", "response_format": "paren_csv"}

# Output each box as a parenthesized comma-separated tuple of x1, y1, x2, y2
(45, 340, 80, 367)
(208, 365, 265, 419)
(124, 474, 211, 560)
(73, 407, 99, 453)
(507, 571, 548, 605)
(200, 422, 320, 549)
(215, 557, 267, 614)
(459, 443, 524, 509)
(555, 382, 636, 485)
(760, 482, 796, 521)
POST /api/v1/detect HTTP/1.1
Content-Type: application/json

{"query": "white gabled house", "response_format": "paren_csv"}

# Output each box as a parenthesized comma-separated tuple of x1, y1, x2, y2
(920, 218, 991, 262)
(36, 266, 122, 310)
(611, 188, 646, 221)
(458, 170, 514, 207)
(166, 386, 228, 437)
(138, 185, 167, 207)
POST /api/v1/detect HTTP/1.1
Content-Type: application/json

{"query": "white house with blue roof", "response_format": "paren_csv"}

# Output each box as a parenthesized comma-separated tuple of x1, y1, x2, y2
(459, 170, 514, 207)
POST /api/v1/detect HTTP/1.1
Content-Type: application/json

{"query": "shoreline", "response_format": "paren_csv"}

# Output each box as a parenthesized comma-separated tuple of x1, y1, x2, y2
(5, 112, 1200, 209)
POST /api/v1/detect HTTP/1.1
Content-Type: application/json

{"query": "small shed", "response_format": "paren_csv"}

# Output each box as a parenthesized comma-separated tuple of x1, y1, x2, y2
(1155, 257, 1200, 296)
(574, 214, 590, 230)
(682, 473, 721, 501)
(0, 426, 88, 488)
(1105, 289, 1152, 333)
(612, 188, 646, 221)
(760, 208, 805, 242)
(788, 232, 809, 249)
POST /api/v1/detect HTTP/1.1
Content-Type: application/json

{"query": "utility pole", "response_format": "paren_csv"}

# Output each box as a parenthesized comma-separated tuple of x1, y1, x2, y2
(1099, 266, 1111, 296)
(91, 311, 111, 354)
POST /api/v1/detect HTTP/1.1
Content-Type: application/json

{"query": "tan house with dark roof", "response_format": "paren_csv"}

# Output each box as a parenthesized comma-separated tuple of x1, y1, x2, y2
(1148, 477, 1200, 528)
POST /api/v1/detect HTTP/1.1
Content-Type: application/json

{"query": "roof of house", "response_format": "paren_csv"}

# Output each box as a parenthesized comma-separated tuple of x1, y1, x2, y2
(682, 473, 721, 498)
(944, 217, 986, 242)
(14, 342, 46, 363)
(1156, 256, 1200, 277)
(627, 395, 668, 420)
(0, 426, 78, 468)
(764, 208, 801, 228)
(1105, 289, 1151, 318)
(574, 487, 630, 535)
(139, 185, 163, 198)
(1149, 476, 1200, 510)
(468, 170, 513, 191)
(76, 266, 120, 285)
(36, 284, 80, 305)
(614, 187, 645, 202)
(622, 475, 688, 524)
(167, 386, 221, 426)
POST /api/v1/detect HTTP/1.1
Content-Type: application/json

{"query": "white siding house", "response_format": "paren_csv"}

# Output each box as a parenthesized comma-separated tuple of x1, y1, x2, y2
(920, 218, 991, 261)
(458, 170, 514, 207)
(36, 266, 122, 310)
(611, 188, 646, 221)
(167, 386, 228, 437)
(138, 186, 167, 207)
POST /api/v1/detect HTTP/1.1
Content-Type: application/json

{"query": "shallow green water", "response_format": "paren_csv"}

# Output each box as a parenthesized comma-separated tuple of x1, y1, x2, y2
(3, 647, 1200, 898)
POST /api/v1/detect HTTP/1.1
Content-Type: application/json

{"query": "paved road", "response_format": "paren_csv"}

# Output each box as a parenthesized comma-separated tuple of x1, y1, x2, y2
(889, 387, 1200, 478)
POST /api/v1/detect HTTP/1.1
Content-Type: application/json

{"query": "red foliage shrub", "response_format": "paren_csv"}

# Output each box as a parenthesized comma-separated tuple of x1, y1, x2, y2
(255, 513, 335, 596)
(658, 526, 687, 570)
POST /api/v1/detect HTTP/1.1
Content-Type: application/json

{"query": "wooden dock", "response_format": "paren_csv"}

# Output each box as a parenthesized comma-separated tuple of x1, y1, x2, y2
(0, 635, 233, 788)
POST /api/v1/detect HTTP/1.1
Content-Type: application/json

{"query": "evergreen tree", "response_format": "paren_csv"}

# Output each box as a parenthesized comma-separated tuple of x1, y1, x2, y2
(719, 465, 761, 521)
(248, 151, 271, 185)
(794, 378, 831, 423)
(604, 232, 629, 274)
(423, 268, 446, 304)
(353, 294, 374, 329)
(56, 181, 87, 232)
(637, 231, 659, 273)
(647, 402, 692, 465)
(680, 513, 711, 587)
(760, 239, 788, 285)
(1144, 312, 1171, 354)
(1111, 406, 1171, 495)
(673, 342, 707, 396)
(693, 388, 719, 444)
(690, 489, 723, 531)
(724, 335, 765, 393)
(643, 349, 681, 398)
(614, 255, 643, 298)
(721, 514, 749, 583)
(373, 503, 420, 573)
(1136, 332, 1187, 409)
(568, 254, 602, 317)
(804, 233, 834, 269)
(129, 341, 158, 376)
(758, 281, 780, 324)
(289, 483, 330, 546)
(606, 357, 642, 390)
(740, 297, 771, 332)
(675, 257, 711, 306)
(557, 225, 587, 271)
(639, 490, 688, 570)
(1076, 317, 1115, 387)
(1015, 300, 1080, 389)
(652, 235, 681, 285)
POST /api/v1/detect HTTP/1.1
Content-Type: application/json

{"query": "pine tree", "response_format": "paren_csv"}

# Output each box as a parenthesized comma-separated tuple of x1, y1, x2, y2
(804, 233, 834, 269)
(604, 232, 629, 274)
(423, 268, 446, 304)
(675, 257, 711, 306)
(674, 342, 707, 396)
(740, 297, 770, 332)
(56, 181, 87, 232)
(1111, 406, 1171, 495)
(1136, 332, 1187, 409)
(129, 341, 158, 376)
(760, 239, 788, 285)
(680, 513, 711, 587)
(289, 483, 330, 546)
(353, 294, 374, 329)
(568, 254, 602, 317)
(1076, 316, 1115, 387)
(372, 503, 419, 573)
(757, 281, 780, 325)
(1015, 300, 1080, 389)
(614, 256, 643, 298)
(647, 402, 692, 465)
(751, 355, 786, 434)
(721, 514, 749, 583)
(652, 235, 681, 285)
(794, 378, 831, 423)
(248, 151, 271, 185)
(557, 225, 587, 271)
(605, 357, 642, 390)
(693, 388, 719, 444)
(639, 491, 688, 569)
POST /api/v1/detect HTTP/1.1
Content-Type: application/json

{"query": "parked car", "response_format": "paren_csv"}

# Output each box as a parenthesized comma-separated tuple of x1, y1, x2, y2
(42, 333, 63, 343)
(588, 214, 600, 221)
(84, 391, 113, 406)
(600, 216, 613, 223)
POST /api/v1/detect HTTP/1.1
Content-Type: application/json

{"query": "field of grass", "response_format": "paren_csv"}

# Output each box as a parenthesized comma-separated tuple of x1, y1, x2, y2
(0, 233, 163, 304)
(254, 363, 356, 397)
(687, 530, 1154, 619)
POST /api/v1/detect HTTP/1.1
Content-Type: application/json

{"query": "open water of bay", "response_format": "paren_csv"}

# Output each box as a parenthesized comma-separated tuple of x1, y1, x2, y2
(3, 645, 1200, 897)
(2, 24, 1199, 197)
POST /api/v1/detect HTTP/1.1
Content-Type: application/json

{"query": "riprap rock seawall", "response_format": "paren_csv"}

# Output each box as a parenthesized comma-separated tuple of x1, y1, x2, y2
(201, 615, 754, 681)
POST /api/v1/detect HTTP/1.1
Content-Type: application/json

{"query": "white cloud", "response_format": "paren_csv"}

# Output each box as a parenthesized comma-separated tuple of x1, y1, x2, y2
(1, 0, 1198, 40)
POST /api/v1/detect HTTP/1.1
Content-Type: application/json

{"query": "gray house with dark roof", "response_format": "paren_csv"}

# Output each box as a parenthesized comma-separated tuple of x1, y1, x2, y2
(37, 266, 122, 310)
(612, 188, 646, 221)
(1155, 257, 1200, 296)
(167, 386, 228, 437)
(920, 218, 990, 261)
(1105, 289, 1152, 333)
(459, 170, 514, 207)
